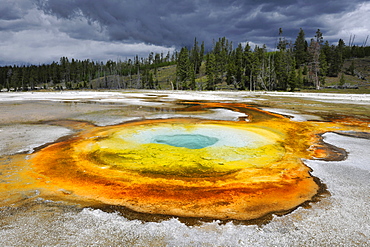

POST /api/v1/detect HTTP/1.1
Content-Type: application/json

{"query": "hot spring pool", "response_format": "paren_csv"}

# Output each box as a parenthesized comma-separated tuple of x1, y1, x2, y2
(1, 91, 369, 246)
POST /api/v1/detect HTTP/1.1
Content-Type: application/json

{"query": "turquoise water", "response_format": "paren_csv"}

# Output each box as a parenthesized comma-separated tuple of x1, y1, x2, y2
(153, 134, 219, 149)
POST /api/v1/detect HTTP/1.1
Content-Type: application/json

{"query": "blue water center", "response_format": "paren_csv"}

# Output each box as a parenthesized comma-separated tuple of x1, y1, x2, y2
(153, 134, 219, 149)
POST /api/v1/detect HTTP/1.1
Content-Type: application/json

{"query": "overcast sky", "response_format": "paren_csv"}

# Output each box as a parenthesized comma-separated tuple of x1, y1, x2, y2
(1, 0, 369, 66)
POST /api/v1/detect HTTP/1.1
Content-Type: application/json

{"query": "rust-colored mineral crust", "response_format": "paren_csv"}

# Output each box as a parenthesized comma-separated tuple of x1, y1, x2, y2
(25, 103, 366, 220)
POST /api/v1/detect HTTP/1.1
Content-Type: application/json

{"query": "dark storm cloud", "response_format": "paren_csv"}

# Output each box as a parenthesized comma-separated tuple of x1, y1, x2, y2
(1, 0, 369, 65)
(33, 0, 365, 49)
(0, 2, 27, 21)
(0, 1, 38, 33)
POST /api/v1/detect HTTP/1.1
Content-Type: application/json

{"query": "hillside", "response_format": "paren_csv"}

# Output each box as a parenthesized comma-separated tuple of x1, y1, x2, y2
(88, 65, 177, 90)
(39, 56, 370, 93)
(56, 56, 370, 93)
(1, 53, 369, 93)
(324, 57, 370, 89)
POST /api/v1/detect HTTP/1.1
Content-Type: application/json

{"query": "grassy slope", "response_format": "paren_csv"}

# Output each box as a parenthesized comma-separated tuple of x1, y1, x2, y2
(61, 56, 370, 93)
(322, 56, 370, 93)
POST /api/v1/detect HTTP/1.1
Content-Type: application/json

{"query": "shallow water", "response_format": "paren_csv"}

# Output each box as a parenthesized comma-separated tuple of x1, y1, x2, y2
(0, 90, 369, 246)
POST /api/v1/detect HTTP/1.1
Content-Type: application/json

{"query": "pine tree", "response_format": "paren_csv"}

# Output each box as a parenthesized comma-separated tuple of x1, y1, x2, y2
(243, 43, 253, 90)
(176, 47, 191, 89)
(339, 73, 345, 87)
(226, 58, 236, 88)
(326, 39, 345, 77)
(190, 38, 201, 74)
(294, 28, 308, 68)
(319, 48, 328, 86)
(296, 67, 303, 88)
(205, 53, 216, 90)
(277, 28, 288, 51)
(288, 67, 297, 91)
(200, 41, 205, 66)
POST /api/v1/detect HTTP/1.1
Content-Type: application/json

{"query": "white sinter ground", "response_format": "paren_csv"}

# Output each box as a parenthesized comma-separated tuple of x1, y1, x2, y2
(0, 91, 369, 246)
(0, 124, 72, 156)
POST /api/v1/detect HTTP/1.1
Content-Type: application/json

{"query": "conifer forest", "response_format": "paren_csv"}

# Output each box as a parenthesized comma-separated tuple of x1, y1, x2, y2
(1, 29, 369, 92)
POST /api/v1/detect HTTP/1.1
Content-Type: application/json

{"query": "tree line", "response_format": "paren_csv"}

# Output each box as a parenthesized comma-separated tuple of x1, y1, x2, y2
(176, 29, 370, 91)
(1, 28, 369, 91)
(0, 52, 176, 91)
